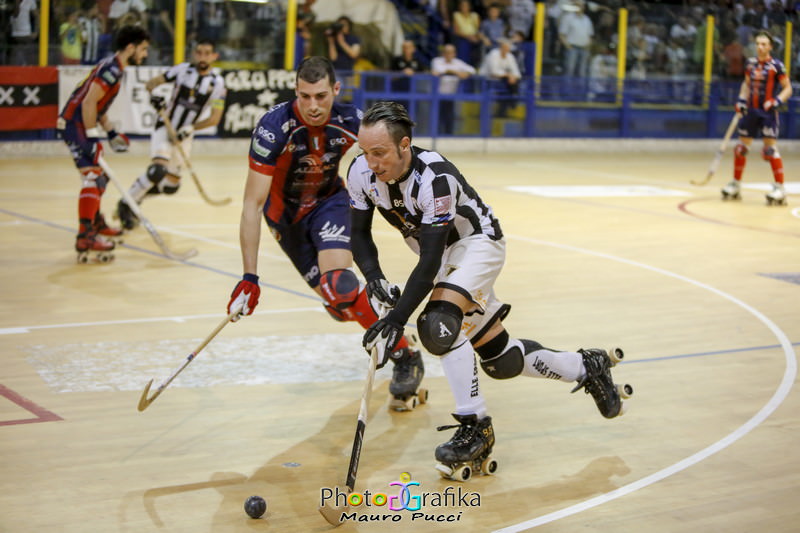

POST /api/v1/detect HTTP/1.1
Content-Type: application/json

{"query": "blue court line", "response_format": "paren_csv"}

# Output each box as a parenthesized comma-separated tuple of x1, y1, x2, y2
(622, 342, 800, 364)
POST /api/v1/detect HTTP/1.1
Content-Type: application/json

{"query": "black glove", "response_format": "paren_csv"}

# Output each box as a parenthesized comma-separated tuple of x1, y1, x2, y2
(150, 94, 166, 112)
(365, 278, 400, 315)
(363, 317, 404, 369)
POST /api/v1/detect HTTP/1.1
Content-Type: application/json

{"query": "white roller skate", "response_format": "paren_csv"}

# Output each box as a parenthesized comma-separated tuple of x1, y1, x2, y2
(434, 414, 497, 482)
(76, 230, 115, 264)
(571, 347, 633, 418)
(721, 180, 741, 201)
(765, 183, 787, 206)
(388, 347, 428, 411)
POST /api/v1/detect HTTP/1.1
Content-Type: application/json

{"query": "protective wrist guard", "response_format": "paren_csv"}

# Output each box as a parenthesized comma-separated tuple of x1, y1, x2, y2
(228, 273, 261, 321)
(107, 129, 130, 152)
(735, 98, 747, 114)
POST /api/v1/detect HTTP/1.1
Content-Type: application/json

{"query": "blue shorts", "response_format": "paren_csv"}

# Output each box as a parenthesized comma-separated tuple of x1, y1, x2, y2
(738, 109, 779, 139)
(265, 188, 352, 288)
(59, 120, 101, 169)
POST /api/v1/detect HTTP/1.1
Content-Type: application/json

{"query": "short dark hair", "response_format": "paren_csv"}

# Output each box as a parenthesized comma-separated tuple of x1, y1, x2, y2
(196, 39, 216, 51)
(361, 101, 416, 144)
(296, 56, 337, 86)
(754, 30, 774, 46)
(114, 25, 150, 51)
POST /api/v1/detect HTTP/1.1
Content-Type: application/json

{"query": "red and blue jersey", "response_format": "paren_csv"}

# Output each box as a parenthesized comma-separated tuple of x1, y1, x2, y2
(744, 55, 787, 111)
(60, 55, 124, 126)
(249, 100, 361, 225)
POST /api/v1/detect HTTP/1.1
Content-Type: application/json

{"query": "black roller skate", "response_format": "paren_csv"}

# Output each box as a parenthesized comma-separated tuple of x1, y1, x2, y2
(434, 414, 497, 481)
(93, 212, 123, 243)
(115, 199, 139, 230)
(75, 230, 115, 264)
(571, 347, 633, 418)
(388, 347, 428, 411)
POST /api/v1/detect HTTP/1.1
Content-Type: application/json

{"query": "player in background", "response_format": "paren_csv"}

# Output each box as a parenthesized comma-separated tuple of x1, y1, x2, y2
(226, 57, 425, 410)
(59, 25, 150, 261)
(722, 31, 792, 205)
(116, 39, 227, 229)
(348, 101, 631, 477)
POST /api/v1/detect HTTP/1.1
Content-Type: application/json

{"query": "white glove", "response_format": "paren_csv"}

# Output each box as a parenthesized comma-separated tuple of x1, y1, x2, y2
(176, 125, 194, 142)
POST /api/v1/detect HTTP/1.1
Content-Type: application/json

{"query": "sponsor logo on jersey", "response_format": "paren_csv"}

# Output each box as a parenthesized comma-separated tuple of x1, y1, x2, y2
(281, 118, 297, 132)
(329, 136, 348, 146)
(251, 138, 271, 158)
(434, 196, 450, 215)
(318, 221, 349, 243)
(287, 143, 306, 152)
(256, 126, 277, 143)
(102, 70, 116, 85)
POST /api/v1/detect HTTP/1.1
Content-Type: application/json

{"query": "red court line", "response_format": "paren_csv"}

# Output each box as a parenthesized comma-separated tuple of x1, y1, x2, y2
(0, 384, 63, 426)
(678, 197, 800, 239)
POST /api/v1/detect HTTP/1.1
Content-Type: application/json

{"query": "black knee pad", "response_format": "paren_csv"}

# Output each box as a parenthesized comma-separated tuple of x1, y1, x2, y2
(476, 330, 524, 379)
(417, 300, 463, 356)
(146, 162, 169, 184)
(319, 269, 360, 311)
(161, 178, 180, 195)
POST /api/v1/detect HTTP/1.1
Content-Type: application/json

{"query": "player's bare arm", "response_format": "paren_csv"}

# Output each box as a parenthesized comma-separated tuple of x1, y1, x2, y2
(239, 167, 273, 275)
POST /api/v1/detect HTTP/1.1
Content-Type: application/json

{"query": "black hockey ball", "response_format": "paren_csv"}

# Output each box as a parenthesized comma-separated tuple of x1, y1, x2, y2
(244, 495, 267, 519)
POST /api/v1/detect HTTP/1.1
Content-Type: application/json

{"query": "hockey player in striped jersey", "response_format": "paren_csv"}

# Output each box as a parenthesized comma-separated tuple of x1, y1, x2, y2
(349, 101, 632, 479)
(116, 39, 227, 229)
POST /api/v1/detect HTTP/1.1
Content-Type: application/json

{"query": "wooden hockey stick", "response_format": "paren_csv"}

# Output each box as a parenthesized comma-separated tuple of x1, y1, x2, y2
(691, 113, 740, 186)
(319, 338, 384, 526)
(157, 109, 232, 206)
(99, 156, 198, 261)
(137, 312, 237, 411)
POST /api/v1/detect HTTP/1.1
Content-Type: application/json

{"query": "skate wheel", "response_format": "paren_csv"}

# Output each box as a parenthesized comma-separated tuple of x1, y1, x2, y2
(418, 388, 428, 405)
(99, 252, 114, 263)
(77, 252, 89, 264)
(389, 397, 412, 412)
(608, 347, 624, 364)
(435, 463, 453, 479)
(454, 464, 472, 481)
(617, 383, 634, 399)
(480, 457, 498, 475)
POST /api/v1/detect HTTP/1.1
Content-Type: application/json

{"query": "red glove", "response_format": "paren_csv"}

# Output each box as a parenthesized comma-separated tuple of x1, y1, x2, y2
(228, 273, 260, 321)
(107, 129, 130, 152)
(763, 97, 782, 111)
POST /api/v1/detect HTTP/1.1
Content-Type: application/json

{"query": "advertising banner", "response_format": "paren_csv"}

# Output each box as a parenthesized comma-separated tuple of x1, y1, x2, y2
(0, 67, 59, 131)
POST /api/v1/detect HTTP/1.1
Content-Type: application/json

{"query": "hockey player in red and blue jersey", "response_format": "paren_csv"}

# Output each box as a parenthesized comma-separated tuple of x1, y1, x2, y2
(59, 25, 149, 261)
(226, 57, 425, 410)
(722, 30, 793, 205)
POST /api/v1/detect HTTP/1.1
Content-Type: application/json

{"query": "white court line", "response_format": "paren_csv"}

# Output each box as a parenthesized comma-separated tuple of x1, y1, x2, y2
(154, 226, 289, 261)
(791, 207, 800, 219)
(0, 307, 322, 335)
(493, 236, 797, 532)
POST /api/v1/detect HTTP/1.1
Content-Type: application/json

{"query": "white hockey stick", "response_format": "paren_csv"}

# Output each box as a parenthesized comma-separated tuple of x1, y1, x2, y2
(691, 113, 740, 186)
(157, 109, 232, 206)
(98, 156, 198, 261)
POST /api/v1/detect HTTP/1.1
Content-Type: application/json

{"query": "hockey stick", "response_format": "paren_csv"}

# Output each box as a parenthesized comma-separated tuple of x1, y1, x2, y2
(318, 338, 384, 526)
(137, 312, 236, 411)
(157, 109, 232, 206)
(691, 112, 740, 186)
(98, 156, 198, 261)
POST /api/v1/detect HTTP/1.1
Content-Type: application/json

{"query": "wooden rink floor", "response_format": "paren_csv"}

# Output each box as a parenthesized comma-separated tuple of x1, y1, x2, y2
(0, 139, 798, 532)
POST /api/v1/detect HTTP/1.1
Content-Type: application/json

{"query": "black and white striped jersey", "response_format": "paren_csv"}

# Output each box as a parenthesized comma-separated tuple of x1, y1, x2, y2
(348, 146, 503, 252)
(159, 63, 227, 130)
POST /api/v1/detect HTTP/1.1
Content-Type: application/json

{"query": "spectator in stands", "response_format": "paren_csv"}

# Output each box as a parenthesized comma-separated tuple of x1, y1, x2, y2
(720, 35, 746, 80)
(391, 39, 426, 110)
(108, 0, 147, 31)
(326, 15, 361, 73)
(148, 0, 174, 65)
(79, 2, 104, 65)
(480, 37, 521, 115)
(479, 3, 507, 52)
(559, 0, 593, 78)
(452, 0, 481, 65)
(588, 42, 616, 102)
(10, 0, 39, 65)
(508, 0, 535, 40)
(432, 43, 476, 134)
(59, 9, 83, 65)
(669, 15, 696, 49)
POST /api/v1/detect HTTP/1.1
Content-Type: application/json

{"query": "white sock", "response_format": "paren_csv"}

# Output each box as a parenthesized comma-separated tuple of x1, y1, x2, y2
(440, 335, 487, 418)
(128, 174, 151, 203)
(520, 341, 585, 383)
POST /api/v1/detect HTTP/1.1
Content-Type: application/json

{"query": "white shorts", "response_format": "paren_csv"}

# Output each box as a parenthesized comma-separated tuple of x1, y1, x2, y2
(150, 126, 193, 176)
(435, 234, 509, 342)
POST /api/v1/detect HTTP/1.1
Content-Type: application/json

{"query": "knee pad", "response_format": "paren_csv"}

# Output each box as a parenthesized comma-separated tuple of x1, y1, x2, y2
(146, 162, 169, 184)
(160, 176, 180, 195)
(734, 143, 748, 158)
(319, 269, 360, 311)
(95, 173, 109, 193)
(417, 300, 463, 356)
(762, 146, 779, 161)
(323, 302, 348, 321)
(476, 330, 524, 379)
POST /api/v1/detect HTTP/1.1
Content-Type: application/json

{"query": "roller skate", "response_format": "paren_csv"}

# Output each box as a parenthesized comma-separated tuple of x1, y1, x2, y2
(571, 347, 633, 418)
(115, 199, 139, 230)
(388, 347, 428, 411)
(434, 414, 497, 481)
(75, 230, 115, 264)
(93, 212, 123, 243)
(765, 183, 787, 206)
(721, 180, 741, 201)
